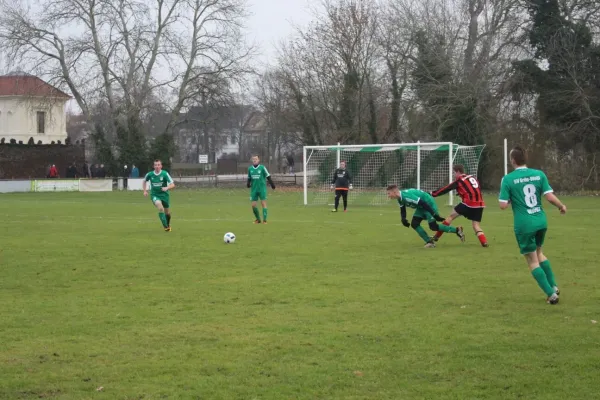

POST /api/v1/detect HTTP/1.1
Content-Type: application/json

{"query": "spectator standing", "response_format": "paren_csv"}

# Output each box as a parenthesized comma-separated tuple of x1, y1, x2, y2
(48, 164, 59, 178)
(131, 164, 140, 178)
(82, 162, 90, 178)
(66, 163, 78, 178)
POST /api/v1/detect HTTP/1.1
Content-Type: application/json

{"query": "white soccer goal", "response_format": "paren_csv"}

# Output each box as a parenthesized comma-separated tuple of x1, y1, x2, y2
(302, 142, 486, 206)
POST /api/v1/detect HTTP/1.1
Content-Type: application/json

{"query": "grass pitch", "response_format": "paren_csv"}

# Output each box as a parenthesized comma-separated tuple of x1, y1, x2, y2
(0, 189, 599, 400)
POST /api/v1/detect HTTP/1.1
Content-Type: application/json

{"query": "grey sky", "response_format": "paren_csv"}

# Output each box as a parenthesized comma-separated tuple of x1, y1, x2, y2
(246, 0, 313, 64)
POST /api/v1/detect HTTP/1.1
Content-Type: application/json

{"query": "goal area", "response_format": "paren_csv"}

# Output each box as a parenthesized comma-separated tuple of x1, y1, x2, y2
(302, 142, 485, 206)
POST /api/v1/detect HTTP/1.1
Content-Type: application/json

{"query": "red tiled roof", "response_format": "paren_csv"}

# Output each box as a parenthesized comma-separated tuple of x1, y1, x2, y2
(0, 75, 71, 99)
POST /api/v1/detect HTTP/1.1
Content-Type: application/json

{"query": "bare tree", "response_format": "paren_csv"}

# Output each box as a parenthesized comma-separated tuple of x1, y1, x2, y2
(0, 0, 253, 143)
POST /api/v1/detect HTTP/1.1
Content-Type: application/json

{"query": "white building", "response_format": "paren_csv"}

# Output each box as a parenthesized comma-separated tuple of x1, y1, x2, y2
(0, 72, 70, 144)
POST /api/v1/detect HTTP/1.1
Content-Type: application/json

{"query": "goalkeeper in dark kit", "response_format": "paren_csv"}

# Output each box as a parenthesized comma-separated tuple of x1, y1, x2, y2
(330, 160, 352, 212)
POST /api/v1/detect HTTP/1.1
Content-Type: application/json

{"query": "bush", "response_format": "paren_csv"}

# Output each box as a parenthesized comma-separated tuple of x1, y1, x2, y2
(27, 137, 35, 145)
(10, 138, 16, 144)
(37, 140, 42, 145)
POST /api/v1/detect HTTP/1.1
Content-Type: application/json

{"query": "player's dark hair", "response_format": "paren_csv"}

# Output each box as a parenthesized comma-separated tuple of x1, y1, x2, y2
(154, 159, 162, 163)
(453, 164, 465, 174)
(386, 184, 398, 191)
(510, 147, 527, 166)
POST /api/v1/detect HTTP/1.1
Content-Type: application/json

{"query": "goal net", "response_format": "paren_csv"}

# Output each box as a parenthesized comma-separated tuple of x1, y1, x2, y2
(302, 142, 485, 206)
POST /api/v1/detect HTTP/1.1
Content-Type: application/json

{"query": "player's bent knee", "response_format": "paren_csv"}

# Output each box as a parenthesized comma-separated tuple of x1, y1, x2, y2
(428, 221, 439, 231)
(410, 220, 421, 229)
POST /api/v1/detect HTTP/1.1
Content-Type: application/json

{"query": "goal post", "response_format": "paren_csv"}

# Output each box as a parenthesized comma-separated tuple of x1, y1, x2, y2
(302, 142, 485, 206)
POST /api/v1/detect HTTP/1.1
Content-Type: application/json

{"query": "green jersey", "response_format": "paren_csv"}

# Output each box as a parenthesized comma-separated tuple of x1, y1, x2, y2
(248, 164, 270, 192)
(499, 167, 553, 234)
(144, 170, 174, 196)
(397, 189, 435, 210)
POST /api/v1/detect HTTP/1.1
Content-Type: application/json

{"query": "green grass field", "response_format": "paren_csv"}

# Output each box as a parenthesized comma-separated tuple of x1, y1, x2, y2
(1, 190, 599, 400)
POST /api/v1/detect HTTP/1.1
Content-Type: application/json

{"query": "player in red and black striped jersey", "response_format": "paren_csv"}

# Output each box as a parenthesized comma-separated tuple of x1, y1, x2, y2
(431, 164, 489, 247)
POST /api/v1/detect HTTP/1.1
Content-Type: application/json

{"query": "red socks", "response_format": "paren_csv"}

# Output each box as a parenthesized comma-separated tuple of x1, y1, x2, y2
(476, 231, 488, 246)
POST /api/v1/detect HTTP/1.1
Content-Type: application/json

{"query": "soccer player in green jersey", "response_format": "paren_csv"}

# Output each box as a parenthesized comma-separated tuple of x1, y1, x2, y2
(247, 155, 276, 224)
(387, 185, 465, 248)
(499, 146, 567, 305)
(143, 159, 175, 232)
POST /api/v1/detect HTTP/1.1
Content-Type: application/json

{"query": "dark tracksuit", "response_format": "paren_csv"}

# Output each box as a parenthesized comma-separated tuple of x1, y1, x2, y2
(332, 168, 352, 210)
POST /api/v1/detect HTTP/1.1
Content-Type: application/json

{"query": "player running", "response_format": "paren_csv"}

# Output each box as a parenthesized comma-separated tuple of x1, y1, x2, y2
(331, 160, 352, 212)
(247, 155, 276, 224)
(386, 185, 465, 248)
(143, 159, 175, 232)
(430, 165, 488, 247)
(499, 146, 566, 305)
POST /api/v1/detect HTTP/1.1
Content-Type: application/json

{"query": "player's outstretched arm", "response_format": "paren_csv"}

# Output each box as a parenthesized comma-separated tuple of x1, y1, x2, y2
(431, 180, 458, 198)
(498, 176, 510, 209)
(545, 193, 567, 214)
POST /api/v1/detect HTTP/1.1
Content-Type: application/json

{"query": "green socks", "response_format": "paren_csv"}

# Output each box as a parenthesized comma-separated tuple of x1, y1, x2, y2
(414, 226, 431, 243)
(263, 208, 268, 221)
(437, 224, 457, 234)
(252, 206, 261, 221)
(158, 212, 168, 228)
(540, 260, 557, 288)
(531, 266, 554, 296)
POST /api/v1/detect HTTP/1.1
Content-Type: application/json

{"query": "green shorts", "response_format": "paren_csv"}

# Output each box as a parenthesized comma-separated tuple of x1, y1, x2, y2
(413, 203, 440, 223)
(250, 190, 267, 201)
(151, 193, 170, 209)
(515, 229, 546, 255)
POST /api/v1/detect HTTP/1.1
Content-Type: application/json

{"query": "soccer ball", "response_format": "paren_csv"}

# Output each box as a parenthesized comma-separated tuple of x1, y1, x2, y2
(224, 232, 236, 244)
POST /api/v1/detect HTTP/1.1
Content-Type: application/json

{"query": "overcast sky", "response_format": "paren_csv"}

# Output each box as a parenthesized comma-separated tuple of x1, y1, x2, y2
(246, 0, 313, 64)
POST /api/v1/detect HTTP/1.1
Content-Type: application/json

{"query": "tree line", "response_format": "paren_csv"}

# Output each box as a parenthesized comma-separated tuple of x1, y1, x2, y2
(256, 0, 600, 189)
(1, 0, 599, 189)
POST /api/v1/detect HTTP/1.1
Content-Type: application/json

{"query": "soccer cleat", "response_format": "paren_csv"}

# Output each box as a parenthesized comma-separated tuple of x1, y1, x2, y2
(482, 242, 489, 247)
(431, 235, 439, 242)
(456, 227, 465, 243)
(424, 241, 436, 248)
(253, 219, 261, 224)
(344, 209, 347, 212)
(553, 286, 560, 295)
(331, 209, 338, 212)
(546, 293, 559, 305)
(263, 221, 268, 224)
(164, 227, 171, 232)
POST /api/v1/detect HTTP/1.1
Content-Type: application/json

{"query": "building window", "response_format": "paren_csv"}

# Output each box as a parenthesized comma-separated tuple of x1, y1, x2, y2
(37, 111, 46, 134)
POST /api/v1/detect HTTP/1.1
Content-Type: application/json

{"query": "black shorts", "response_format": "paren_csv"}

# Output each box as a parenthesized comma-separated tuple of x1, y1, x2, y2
(335, 189, 348, 197)
(455, 203, 483, 222)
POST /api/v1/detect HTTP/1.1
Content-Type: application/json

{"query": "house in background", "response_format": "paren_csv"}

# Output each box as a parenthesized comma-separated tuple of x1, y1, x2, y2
(0, 72, 70, 144)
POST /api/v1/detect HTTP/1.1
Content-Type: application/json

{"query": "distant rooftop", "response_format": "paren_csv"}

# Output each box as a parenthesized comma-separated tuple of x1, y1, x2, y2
(0, 73, 71, 98)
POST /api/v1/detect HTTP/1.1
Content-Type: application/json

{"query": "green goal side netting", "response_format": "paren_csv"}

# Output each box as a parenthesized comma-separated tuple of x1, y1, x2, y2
(302, 142, 485, 206)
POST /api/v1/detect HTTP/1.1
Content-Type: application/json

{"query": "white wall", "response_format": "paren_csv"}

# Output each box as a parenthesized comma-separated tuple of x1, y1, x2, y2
(0, 96, 68, 144)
